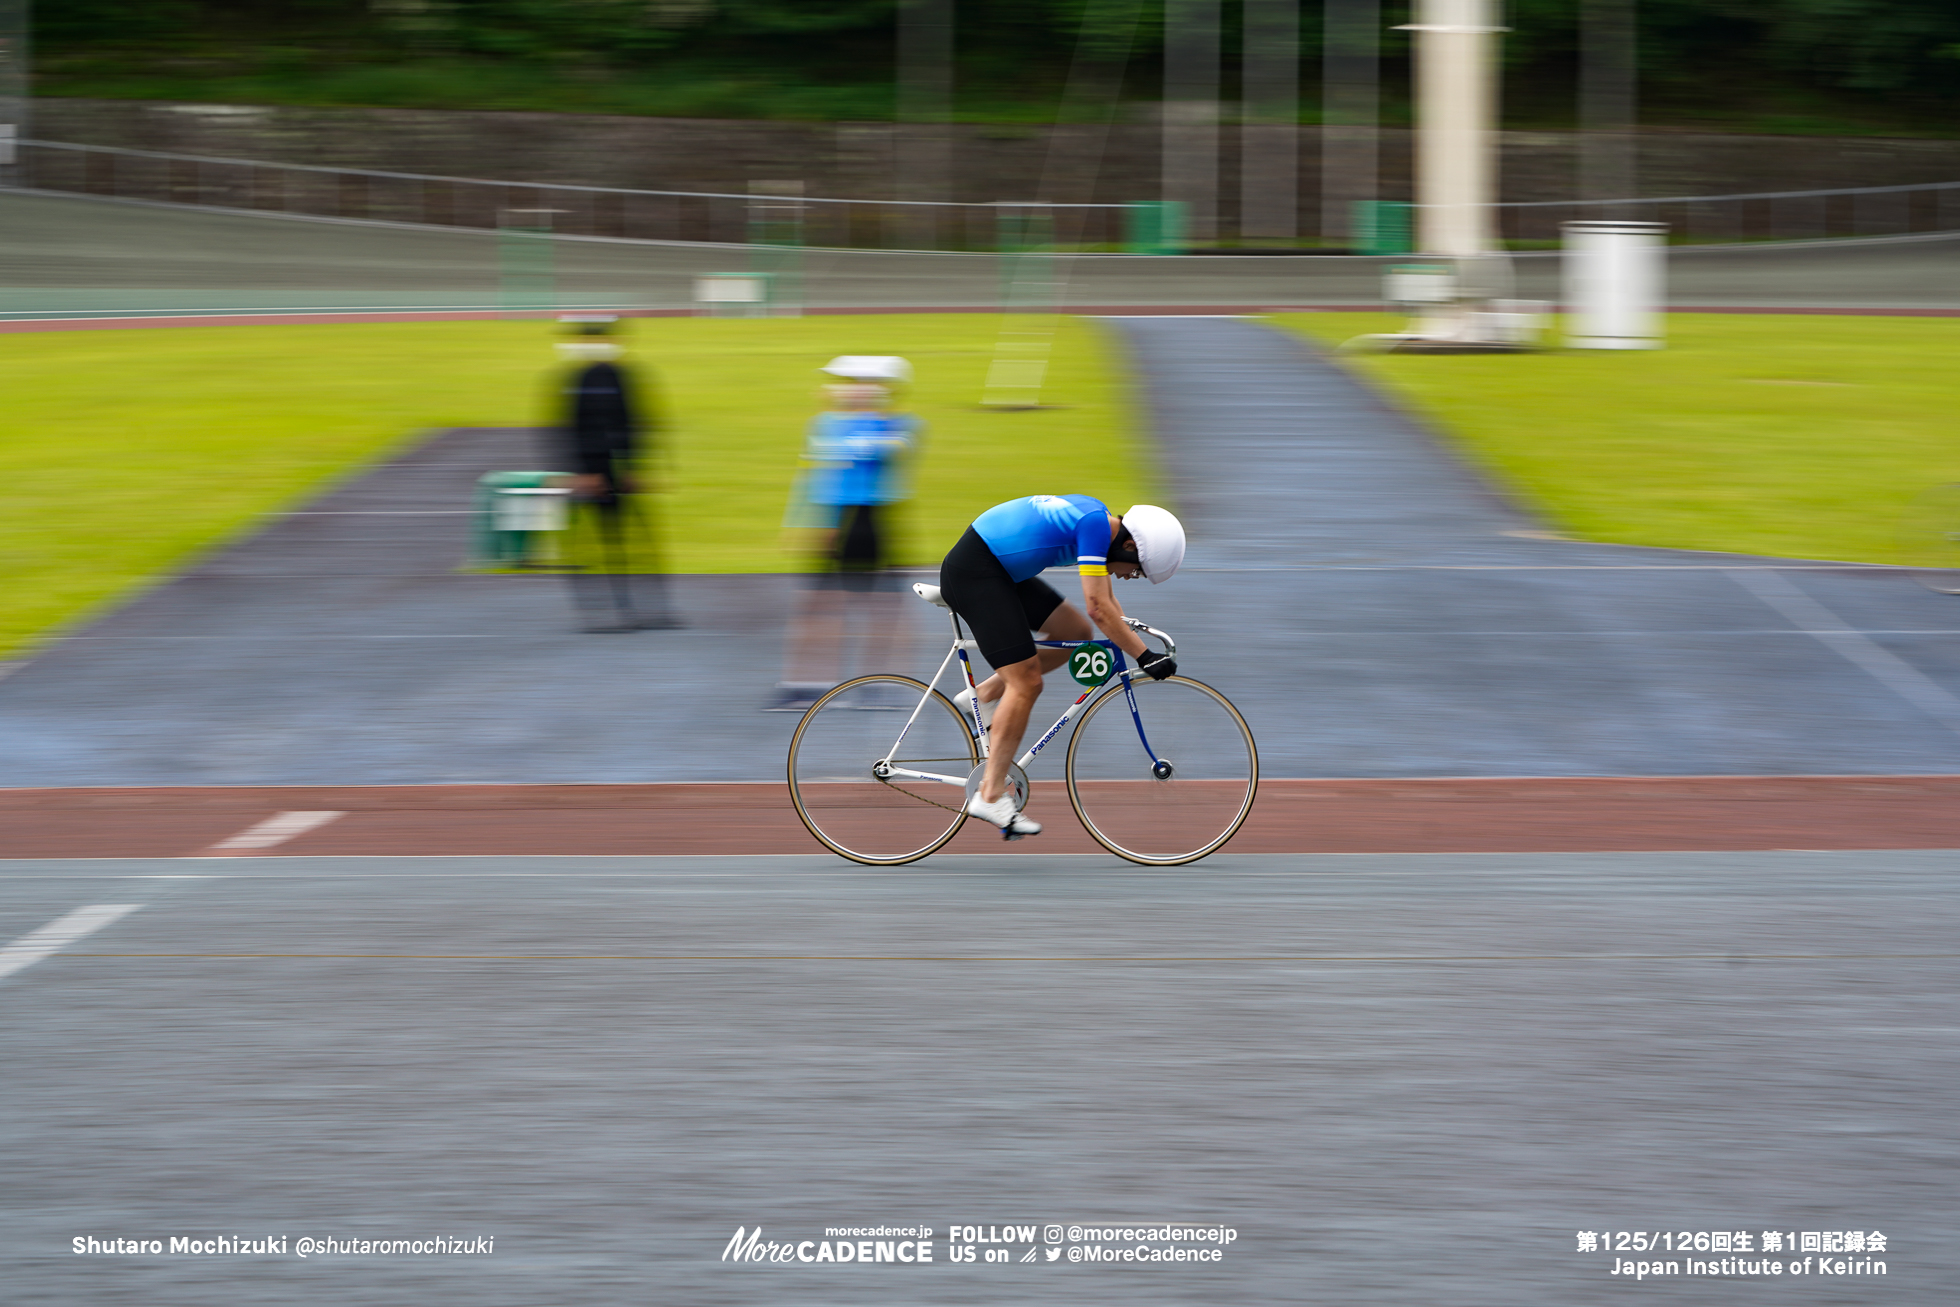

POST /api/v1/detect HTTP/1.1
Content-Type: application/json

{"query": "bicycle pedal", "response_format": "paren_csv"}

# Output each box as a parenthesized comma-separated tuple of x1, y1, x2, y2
(999, 816, 1040, 841)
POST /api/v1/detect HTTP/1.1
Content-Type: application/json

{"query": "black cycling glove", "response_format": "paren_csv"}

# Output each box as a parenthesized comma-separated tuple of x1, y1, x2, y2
(1137, 650, 1177, 681)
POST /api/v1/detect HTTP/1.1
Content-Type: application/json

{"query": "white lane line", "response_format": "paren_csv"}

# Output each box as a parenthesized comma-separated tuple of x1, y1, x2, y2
(0, 904, 145, 982)
(204, 811, 346, 855)
(1729, 569, 1960, 736)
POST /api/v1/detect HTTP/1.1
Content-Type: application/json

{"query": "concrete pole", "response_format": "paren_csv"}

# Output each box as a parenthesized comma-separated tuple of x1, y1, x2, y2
(0, 0, 27, 182)
(1163, 0, 1220, 241)
(1241, 0, 1299, 241)
(1580, 0, 1636, 210)
(1319, 0, 1379, 247)
(1402, 0, 1503, 258)
(897, 0, 954, 245)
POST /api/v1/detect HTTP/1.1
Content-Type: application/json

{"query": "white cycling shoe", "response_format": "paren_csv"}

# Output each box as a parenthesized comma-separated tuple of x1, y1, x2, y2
(966, 792, 1041, 840)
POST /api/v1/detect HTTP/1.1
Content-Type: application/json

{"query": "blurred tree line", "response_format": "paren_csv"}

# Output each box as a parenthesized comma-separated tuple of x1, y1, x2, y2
(32, 0, 1960, 126)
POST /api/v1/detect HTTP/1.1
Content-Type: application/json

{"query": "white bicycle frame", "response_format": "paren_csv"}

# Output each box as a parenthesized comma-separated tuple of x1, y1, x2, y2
(871, 594, 1178, 792)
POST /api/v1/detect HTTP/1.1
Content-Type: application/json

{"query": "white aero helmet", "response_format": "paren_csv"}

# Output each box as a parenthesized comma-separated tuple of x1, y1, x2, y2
(821, 355, 912, 383)
(1122, 504, 1185, 584)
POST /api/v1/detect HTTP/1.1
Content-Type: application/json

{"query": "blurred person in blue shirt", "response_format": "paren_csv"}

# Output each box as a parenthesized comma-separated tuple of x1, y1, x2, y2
(769, 356, 923, 711)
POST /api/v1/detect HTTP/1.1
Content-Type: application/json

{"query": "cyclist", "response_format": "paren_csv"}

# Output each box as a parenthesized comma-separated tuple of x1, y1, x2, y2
(938, 495, 1185, 839)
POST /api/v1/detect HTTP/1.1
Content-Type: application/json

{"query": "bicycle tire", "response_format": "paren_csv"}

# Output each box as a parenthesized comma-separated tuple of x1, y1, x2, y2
(1064, 674, 1258, 865)
(1899, 483, 1960, 595)
(787, 674, 979, 865)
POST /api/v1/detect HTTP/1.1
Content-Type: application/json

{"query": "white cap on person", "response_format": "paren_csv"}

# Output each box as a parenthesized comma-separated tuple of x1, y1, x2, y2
(1122, 505, 1185, 584)
(821, 356, 912, 382)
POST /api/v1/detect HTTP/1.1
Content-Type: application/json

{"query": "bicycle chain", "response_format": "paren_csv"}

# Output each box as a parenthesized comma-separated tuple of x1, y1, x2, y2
(879, 757, 976, 816)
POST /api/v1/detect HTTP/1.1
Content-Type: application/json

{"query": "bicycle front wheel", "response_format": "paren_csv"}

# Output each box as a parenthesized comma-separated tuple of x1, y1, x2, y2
(1900, 483, 1960, 594)
(1065, 675, 1258, 865)
(788, 675, 979, 865)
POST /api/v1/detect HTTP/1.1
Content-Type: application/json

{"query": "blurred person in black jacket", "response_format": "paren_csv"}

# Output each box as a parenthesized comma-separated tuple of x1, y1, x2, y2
(550, 315, 681, 632)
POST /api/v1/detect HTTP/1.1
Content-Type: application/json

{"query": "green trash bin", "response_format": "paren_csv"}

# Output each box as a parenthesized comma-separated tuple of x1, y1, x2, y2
(474, 471, 570, 567)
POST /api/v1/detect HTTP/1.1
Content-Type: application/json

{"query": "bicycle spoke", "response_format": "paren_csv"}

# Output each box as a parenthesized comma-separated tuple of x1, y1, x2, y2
(788, 676, 980, 863)
(1065, 676, 1257, 865)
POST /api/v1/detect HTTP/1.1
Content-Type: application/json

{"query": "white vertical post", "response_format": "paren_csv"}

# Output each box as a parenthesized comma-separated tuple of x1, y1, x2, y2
(1405, 0, 1503, 259)
(1563, 219, 1664, 348)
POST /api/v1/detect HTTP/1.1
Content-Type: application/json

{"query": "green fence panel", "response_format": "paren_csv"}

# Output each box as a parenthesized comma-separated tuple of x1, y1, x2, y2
(1353, 200, 1414, 256)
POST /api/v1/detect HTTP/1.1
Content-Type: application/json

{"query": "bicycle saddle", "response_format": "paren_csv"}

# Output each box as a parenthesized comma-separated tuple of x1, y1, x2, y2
(912, 582, 950, 609)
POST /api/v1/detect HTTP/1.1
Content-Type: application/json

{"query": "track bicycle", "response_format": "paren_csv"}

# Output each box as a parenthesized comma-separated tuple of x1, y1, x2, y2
(787, 582, 1258, 865)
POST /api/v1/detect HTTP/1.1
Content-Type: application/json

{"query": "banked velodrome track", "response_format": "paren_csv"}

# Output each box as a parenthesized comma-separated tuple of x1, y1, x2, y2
(3, 190, 1958, 1305)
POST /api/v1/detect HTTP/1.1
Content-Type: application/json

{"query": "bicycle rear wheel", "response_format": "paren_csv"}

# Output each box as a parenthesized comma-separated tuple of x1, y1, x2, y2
(1900, 483, 1960, 594)
(1065, 675, 1257, 865)
(788, 675, 979, 865)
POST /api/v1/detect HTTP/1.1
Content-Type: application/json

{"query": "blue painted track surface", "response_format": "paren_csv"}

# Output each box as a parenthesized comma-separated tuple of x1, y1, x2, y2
(5, 318, 1960, 784)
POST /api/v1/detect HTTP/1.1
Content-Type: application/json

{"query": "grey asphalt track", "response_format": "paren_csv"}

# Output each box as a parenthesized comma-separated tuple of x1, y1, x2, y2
(7, 317, 1960, 785)
(3, 849, 1955, 1304)
(4, 189, 1958, 315)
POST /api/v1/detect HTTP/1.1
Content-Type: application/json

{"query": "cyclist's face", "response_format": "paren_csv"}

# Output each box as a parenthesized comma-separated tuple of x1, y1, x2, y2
(1109, 561, 1144, 580)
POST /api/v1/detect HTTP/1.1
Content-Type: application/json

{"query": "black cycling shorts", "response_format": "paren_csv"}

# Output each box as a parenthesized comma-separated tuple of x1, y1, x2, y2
(938, 526, 1066, 670)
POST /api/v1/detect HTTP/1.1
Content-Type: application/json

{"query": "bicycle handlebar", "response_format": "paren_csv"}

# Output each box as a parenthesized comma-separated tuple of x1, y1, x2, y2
(1124, 617, 1176, 660)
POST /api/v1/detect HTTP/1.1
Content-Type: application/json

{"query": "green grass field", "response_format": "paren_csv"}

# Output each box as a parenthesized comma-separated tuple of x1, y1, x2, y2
(12, 308, 1955, 663)
(0, 314, 1151, 659)
(1277, 312, 1960, 564)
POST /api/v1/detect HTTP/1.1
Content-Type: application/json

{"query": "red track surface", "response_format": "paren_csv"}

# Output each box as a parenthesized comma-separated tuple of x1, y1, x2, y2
(4, 776, 1960, 858)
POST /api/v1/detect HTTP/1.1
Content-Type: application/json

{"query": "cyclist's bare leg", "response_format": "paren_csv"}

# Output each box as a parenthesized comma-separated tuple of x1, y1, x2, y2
(975, 604, 1095, 805)
(980, 656, 1044, 804)
(969, 603, 1093, 705)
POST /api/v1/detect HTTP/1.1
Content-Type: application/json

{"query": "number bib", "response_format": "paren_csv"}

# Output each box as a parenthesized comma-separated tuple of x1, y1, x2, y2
(1068, 644, 1115, 688)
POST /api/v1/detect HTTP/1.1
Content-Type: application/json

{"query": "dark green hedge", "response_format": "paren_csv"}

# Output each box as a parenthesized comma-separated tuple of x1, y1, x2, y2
(33, 1, 1960, 110)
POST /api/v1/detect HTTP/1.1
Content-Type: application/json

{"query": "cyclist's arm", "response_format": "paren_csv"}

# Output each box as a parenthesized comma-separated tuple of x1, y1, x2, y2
(1078, 572, 1148, 660)
(1072, 508, 1147, 659)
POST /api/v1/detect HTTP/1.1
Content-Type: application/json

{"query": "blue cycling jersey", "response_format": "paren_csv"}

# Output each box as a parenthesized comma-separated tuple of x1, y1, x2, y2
(971, 494, 1114, 583)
